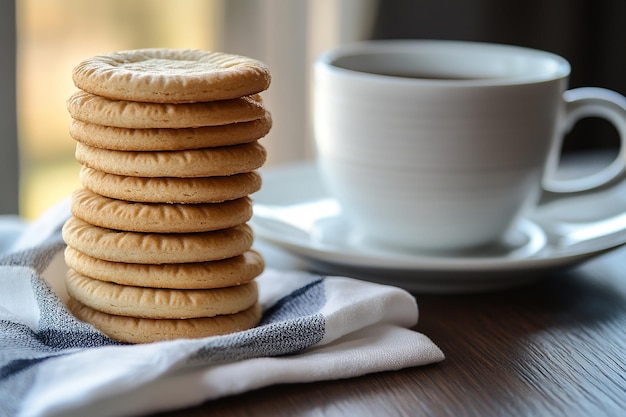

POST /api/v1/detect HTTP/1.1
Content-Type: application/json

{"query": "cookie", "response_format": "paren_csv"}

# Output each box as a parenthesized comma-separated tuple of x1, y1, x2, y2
(67, 297, 262, 343)
(71, 188, 252, 233)
(62, 216, 253, 264)
(66, 269, 258, 319)
(64, 247, 264, 289)
(80, 167, 262, 203)
(72, 48, 271, 103)
(67, 90, 266, 129)
(75, 141, 266, 178)
(69, 112, 272, 151)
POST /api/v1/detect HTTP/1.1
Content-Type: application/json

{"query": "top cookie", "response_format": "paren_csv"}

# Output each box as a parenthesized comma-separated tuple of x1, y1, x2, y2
(72, 48, 271, 103)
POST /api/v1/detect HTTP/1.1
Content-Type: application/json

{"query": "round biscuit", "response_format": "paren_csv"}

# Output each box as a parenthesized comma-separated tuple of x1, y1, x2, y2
(67, 297, 262, 344)
(64, 247, 264, 289)
(72, 48, 271, 103)
(79, 167, 262, 203)
(69, 112, 272, 151)
(62, 216, 253, 264)
(71, 188, 252, 233)
(75, 141, 266, 178)
(66, 269, 259, 319)
(67, 90, 266, 129)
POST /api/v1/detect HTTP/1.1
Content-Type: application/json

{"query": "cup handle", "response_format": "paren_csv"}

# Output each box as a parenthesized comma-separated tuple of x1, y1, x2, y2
(542, 87, 626, 196)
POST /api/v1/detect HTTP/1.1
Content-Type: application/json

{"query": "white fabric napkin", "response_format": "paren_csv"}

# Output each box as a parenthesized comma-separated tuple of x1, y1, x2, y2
(0, 200, 444, 417)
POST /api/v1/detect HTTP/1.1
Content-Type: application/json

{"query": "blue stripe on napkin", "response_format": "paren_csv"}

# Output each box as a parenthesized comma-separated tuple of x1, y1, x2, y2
(0, 232, 328, 416)
(190, 279, 326, 364)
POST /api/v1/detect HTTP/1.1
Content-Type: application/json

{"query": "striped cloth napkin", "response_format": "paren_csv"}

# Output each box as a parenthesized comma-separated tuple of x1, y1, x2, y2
(0, 200, 444, 417)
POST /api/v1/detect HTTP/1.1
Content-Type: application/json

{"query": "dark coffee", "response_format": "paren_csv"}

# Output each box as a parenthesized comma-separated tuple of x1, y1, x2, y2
(331, 54, 493, 81)
(366, 70, 487, 80)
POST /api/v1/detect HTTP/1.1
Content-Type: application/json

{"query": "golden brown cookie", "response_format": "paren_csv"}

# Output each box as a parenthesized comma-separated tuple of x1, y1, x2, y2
(67, 297, 262, 343)
(68, 112, 272, 151)
(66, 269, 258, 319)
(64, 247, 264, 289)
(71, 188, 252, 233)
(62, 216, 254, 264)
(79, 167, 262, 203)
(67, 90, 266, 129)
(72, 48, 271, 103)
(75, 141, 266, 178)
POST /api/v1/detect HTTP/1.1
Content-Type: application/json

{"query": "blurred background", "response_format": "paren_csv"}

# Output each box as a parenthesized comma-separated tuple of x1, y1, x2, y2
(4, 0, 625, 218)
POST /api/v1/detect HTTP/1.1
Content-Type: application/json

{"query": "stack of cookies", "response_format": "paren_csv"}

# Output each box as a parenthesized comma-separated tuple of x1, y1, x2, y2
(61, 49, 271, 344)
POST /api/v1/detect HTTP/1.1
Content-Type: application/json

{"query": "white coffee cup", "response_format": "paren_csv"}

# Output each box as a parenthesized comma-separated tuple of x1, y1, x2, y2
(313, 40, 626, 253)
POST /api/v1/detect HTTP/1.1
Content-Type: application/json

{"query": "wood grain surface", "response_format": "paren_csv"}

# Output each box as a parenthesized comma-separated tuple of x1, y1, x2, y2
(153, 247, 626, 417)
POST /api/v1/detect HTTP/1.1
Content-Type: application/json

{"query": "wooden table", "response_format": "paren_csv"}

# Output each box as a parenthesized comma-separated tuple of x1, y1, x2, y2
(153, 242, 626, 417)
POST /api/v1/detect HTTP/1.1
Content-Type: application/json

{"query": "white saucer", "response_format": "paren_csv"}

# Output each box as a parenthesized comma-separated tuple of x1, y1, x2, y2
(251, 162, 626, 293)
